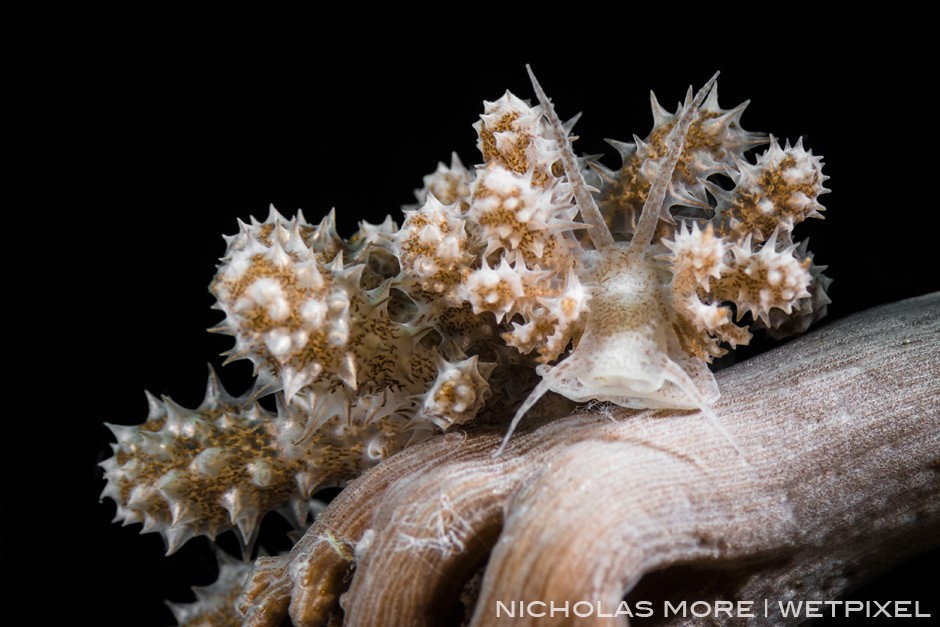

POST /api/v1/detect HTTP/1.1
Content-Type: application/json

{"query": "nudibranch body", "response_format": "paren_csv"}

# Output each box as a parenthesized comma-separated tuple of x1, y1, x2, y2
(102, 68, 830, 559)
(540, 246, 721, 408)
(497, 69, 730, 451)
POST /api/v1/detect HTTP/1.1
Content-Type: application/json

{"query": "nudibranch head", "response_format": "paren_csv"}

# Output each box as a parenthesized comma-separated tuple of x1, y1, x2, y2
(539, 246, 719, 410)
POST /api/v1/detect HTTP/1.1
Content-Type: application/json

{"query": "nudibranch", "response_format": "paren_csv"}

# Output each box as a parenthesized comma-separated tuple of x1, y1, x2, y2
(494, 67, 828, 453)
(497, 69, 726, 453)
(101, 68, 830, 565)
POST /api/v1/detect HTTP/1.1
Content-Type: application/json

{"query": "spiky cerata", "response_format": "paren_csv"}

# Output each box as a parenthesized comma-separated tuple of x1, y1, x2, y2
(101, 67, 830, 620)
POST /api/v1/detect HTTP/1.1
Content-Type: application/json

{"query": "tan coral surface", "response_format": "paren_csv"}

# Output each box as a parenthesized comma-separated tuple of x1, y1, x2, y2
(237, 294, 939, 626)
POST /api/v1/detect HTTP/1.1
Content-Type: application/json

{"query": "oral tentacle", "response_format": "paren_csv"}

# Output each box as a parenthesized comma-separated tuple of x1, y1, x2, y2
(660, 356, 746, 459)
(495, 368, 561, 457)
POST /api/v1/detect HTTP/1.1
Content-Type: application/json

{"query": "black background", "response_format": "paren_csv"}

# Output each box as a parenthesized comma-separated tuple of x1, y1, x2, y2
(15, 29, 938, 626)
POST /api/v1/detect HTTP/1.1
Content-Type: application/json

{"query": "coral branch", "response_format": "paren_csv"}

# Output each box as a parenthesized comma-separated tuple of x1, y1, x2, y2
(238, 294, 939, 626)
